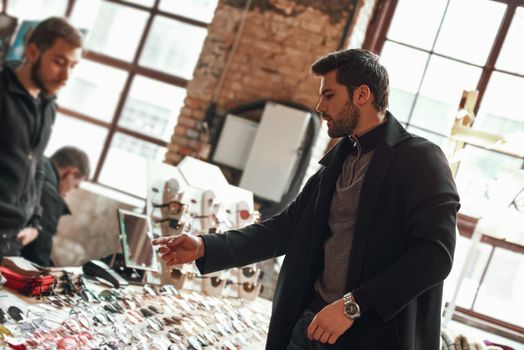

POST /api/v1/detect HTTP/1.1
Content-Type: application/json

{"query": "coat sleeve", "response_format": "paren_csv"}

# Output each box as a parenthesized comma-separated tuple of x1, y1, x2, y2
(196, 169, 322, 274)
(358, 140, 460, 322)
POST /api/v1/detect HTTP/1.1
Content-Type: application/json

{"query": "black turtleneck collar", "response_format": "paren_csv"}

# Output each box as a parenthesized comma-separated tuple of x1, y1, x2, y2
(348, 116, 388, 155)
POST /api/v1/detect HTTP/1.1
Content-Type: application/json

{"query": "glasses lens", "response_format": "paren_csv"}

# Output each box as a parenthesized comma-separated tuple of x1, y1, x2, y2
(242, 282, 256, 292)
(242, 267, 256, 278)
(7, 306, 23, 322)
(210, 277, 223, 287)
(171, 269, 183, 279)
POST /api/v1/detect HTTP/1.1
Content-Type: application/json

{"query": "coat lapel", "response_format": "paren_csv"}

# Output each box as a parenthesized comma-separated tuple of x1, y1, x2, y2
(346, 114, 412, 290)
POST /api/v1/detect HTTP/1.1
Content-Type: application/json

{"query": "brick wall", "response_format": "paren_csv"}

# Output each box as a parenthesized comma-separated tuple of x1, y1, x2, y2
(164, 0, 361, 165)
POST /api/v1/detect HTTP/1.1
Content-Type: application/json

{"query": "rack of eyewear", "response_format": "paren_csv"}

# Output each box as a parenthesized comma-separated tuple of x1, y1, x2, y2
(147, 157, 265, 302)
(0, 269, 270, 349)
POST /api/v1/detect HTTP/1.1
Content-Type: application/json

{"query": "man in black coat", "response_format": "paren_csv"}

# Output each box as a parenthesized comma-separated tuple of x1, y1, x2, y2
(153, 49, 460, 350)
(21, 146, 89, 267)
(0, 18, 83, 260)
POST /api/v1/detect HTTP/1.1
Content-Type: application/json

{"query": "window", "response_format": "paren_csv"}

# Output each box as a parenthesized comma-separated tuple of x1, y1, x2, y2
(3, 0, 217, 198)
(366, 0, 524, 217)
(365, 0, 524, 335)
(5, 0, 67, 21)
(70, 0, 149, 62)
(140, 16, 208, 80)
(159, 0, 219, 23)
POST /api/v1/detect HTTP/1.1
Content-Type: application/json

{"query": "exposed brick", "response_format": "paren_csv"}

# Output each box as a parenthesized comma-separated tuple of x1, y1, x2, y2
(186, 129, 200, 140)
(178, 115, 199, 129)
(179, 146, 194, 157)
(166, 0, 372, 193)
(174, 125, 187, 136)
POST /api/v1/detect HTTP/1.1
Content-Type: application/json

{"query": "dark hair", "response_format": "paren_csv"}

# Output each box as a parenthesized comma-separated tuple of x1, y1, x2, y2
(311, 49, 389, 112)
(50, 146, 90, 180)
(27, 17, 83, 52)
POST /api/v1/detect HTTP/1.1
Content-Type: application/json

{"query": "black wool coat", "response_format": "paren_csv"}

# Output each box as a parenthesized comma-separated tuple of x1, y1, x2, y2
(197, 113, 460, 350)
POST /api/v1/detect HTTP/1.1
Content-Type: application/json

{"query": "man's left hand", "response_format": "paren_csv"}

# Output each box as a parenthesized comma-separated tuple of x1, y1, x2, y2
(17, 227, 39, 246)
(307, 298, 354, 344)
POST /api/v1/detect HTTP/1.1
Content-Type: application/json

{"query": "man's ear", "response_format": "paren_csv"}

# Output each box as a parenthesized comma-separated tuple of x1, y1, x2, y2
(24, 43, 40, 64)
(353, 85, 371, 106)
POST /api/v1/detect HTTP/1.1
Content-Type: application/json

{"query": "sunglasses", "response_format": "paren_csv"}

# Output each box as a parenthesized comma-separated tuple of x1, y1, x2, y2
(158, 284, 180, 297)
(153, 200, 186, 215)
(227, 281, 263, 293)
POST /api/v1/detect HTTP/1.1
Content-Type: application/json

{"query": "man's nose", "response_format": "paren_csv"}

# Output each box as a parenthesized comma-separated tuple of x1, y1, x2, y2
(60, 67, 70, 81)
(315, 100, 323, 113)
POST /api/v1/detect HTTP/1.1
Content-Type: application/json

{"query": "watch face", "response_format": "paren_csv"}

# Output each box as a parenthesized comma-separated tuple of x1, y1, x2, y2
(345, 302, 359, 316)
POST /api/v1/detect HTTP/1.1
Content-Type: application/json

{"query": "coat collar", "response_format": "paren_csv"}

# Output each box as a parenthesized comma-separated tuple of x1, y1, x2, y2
(3, 60, 57, 102)
(318, 112, 411, 167)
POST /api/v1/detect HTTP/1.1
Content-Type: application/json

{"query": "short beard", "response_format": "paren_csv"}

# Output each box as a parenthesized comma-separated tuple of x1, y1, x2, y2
(30, 57, 47, 94)
(327, 100, 360, 138)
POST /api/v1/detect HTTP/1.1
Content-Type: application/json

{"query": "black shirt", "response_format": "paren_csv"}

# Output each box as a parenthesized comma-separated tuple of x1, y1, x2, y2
(0, 61, 56, 230)
(21, 158, 71, 267)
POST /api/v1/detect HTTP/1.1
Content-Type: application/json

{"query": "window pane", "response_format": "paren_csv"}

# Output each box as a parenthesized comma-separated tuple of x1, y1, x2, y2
(409, 55, 481, 135)
(455, 146, 522, 216)
(406, 125, 449, 153)
(386, 0, 447, 50)
(119, 76, 186, 141)
(70, 0, 148, 62)
(44, 114, 108, 172)
(57, 60, 128, 122)
(98, 133, 166, 198)
(5, 0, 67, 21)
(434, 0, 506, 65)
(159, 0, 218, 23)
(444, 237, 493, 308)
(380, 41, 429, 122)
(475, 72, 524, 136)
(474, 249, 524, 327)
(140, 16, 207, 80)
(497, 7, 524, 75)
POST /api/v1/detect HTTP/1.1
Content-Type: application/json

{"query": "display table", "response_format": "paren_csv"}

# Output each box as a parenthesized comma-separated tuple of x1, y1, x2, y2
(0, 267, 271, 350)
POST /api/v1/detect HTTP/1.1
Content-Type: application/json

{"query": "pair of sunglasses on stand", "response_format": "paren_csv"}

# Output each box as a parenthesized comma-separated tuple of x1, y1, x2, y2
(170, 268, 263, 292)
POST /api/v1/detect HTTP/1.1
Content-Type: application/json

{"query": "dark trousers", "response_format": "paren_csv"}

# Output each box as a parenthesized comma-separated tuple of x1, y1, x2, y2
(0, 227, 22, 260)
(286, 308, 331, 350)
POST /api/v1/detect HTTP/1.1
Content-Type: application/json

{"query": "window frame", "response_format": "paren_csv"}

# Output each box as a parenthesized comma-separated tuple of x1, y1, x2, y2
(2, 0, 210, 197)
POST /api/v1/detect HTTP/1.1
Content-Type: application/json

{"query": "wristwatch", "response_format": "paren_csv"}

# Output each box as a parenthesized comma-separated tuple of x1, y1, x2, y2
(343, 292, 361, 320)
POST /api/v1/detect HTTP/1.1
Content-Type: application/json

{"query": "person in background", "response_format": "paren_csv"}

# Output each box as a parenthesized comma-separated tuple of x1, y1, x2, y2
(0, 17, 83, 260)
(153, 49, 460, 350)
(21, 146, 90, 267)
